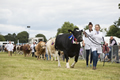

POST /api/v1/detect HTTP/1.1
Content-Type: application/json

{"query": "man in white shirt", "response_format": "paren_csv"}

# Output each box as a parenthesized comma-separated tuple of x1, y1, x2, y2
(7, 41, 14, 56)
(31, 42, 36, 57)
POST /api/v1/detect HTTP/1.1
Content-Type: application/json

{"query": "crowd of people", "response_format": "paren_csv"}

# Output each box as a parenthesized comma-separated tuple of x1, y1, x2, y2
(81, 22, 119, 70)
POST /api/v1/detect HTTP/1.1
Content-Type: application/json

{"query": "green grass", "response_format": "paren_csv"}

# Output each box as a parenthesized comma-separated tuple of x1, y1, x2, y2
(0, 52, 120, 80)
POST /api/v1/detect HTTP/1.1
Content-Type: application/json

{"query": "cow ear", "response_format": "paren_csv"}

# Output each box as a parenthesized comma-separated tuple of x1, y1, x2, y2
(68, 29, 73, 33)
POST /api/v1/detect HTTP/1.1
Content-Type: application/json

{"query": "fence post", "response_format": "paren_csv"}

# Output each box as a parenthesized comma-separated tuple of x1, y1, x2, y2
(111, 46, 113, 63)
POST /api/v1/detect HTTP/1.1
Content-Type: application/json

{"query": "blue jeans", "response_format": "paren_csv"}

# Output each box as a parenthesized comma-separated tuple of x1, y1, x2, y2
(86, 49, 93, 65)
(92, 51, 99, 67)
(45, 53, 48, 60)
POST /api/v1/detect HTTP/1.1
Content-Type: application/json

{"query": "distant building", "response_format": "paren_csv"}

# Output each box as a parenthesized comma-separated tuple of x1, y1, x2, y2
(28, 37, 44, 44)
(0, 41, 14, 45)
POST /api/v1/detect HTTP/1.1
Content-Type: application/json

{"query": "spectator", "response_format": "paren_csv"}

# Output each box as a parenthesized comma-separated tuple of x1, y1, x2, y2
(31, 42, 36, 57)
(7, 41, 14, 56)
(108, 36, 118, 62)
(102, 42, 110, 60)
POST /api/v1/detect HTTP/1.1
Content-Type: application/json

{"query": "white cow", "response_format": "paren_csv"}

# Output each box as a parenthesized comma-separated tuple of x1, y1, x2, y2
(46, 38, 58, 61)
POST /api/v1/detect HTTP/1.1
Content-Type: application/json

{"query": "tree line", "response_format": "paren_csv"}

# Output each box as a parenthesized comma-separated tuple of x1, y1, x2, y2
(0, 31, 47, 44)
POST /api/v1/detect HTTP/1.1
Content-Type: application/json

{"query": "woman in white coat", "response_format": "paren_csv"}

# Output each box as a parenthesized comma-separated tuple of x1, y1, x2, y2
(83, 22, 93, 67)
(91, 24, 104, 70)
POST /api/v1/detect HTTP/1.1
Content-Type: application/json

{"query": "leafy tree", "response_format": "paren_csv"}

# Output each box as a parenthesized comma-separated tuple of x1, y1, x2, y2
(56, 22, 79, 35)
(106, 25, 120, 38)
(17, 31, 29, 43)
(35, 34, 47, 42)
(4, 33, 17, 43)
(106, 3, 120, 38)
(84, 25, 89, 30)
(0, 35, 5, 41)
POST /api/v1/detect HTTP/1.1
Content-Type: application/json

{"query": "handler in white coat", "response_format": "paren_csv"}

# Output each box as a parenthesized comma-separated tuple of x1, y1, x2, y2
(91, 24, 104, 70)
(83, 22, 93, 67)
(30, 42, 36, 57)
(7, 41, 14, 56)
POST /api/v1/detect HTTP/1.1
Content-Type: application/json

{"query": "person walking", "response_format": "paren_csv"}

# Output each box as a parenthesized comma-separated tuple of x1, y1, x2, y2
(91, 24, 104, 70)
(83, 22, 93, 67)
(31, 42, 36, 57)
(7, 41, 14, 56)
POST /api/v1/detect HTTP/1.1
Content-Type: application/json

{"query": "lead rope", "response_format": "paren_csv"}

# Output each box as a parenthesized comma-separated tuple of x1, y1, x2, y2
(85, 32, 103, 46)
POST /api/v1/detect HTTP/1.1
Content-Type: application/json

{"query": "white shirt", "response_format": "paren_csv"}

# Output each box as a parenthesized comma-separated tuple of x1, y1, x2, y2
(91, 30, 104, 53)
(31, 44, 36, 52)
(83, 29, 93, 50)
(7, 44, 14, 51)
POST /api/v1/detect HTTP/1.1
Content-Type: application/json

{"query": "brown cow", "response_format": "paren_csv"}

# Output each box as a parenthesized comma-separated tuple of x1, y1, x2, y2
(35, 41, 46, 60)
(22, 44, 31, 57)
(4, 48, 8, 52)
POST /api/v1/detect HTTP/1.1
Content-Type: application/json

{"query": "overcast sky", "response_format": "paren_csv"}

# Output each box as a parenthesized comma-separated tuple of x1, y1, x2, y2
(0, 0, 120, 39)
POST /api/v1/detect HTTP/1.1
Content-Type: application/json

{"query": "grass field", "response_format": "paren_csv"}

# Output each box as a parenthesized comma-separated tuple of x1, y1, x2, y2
(0, 52, 120, 80)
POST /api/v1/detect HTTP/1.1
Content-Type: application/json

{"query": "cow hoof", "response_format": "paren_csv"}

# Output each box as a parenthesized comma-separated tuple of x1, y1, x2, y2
(66, 66, 70, 68)
(58, 65, 61, 67)
(70, 66, 74, 68)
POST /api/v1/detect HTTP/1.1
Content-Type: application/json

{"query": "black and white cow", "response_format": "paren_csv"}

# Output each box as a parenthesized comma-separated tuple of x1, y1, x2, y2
(55, 28, 83, 68)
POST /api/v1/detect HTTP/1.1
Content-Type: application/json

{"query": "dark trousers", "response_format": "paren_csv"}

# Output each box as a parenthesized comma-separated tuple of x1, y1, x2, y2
(32, 52, 34, 57)
(108, 47, 112, 59)
(86, 49, 93, 65)
(92, 51, 99, 67)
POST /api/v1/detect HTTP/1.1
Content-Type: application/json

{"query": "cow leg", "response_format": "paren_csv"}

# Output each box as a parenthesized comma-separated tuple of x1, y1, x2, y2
(71, 52, 79, 68)
(57, 51, 61, 67)
(64, 50, 70, 68)
(44, 53, 45, 60)
(51, 54, 53, 61)
(24, 53, 26, 57)
(71, 61, 76, 68)
(41, 55, 42, 59)
(54, 52, 58, 61)
(37, 56, 39, 60)
(37, 55, 40, 60)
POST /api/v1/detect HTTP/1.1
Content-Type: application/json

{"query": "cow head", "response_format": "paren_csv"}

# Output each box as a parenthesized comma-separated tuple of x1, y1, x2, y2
(26, 45, 31, 51)
(68, 28, 83, 42)
(40, 42, 46, 49)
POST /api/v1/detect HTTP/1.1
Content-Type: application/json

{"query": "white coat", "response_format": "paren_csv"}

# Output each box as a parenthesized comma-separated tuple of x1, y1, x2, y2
(83, 29, 93, 50)
(90, 30, 104, 53)
(7, 44, 14, 51)
(31, 44, 36, 52)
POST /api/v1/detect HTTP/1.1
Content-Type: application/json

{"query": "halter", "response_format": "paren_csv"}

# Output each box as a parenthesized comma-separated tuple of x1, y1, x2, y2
(68, 34, 79, 44)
